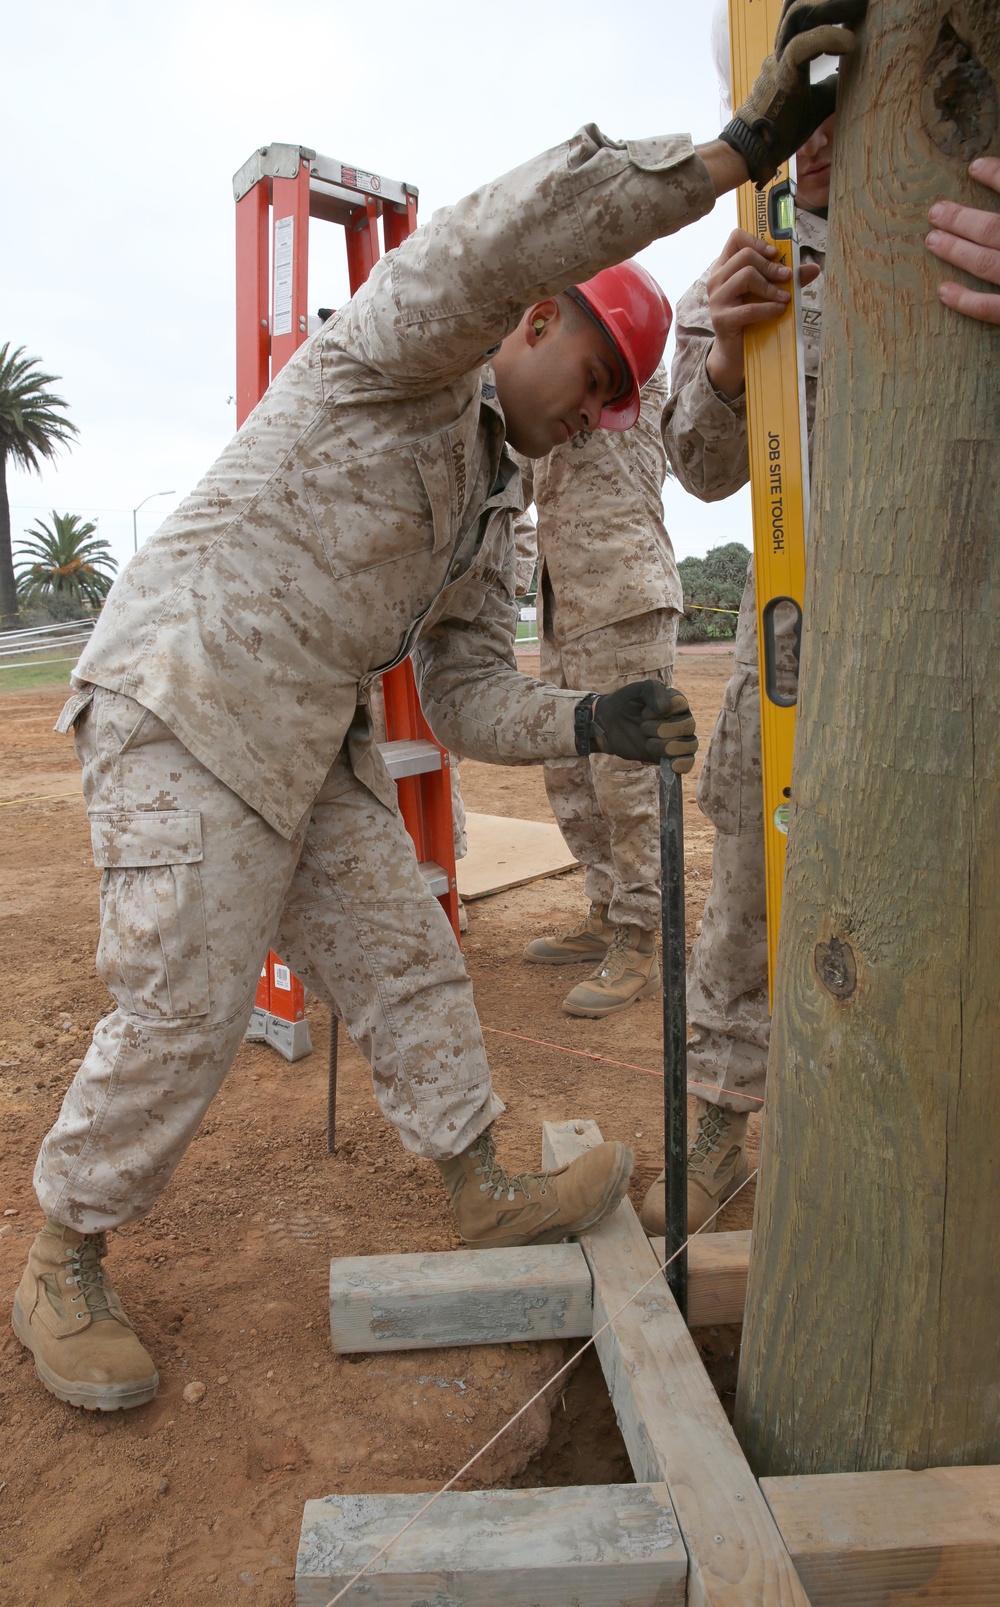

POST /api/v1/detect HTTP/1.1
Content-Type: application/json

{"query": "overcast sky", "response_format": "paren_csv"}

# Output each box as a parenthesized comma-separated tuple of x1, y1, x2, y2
(4, 0, 751, 578)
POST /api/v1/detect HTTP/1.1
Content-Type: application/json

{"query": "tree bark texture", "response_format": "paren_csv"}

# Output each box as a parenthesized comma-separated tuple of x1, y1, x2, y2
(735, 0, 1000, 1476)
(0, 463, 19, 628)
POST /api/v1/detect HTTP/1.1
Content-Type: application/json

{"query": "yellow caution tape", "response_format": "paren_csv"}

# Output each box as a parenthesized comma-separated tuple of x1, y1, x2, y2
(0, 792, 80, 808)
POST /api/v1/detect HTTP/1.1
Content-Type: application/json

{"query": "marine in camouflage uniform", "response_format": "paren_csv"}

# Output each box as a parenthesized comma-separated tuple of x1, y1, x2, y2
(12, 0, 863, 1400)
(41, 128, 721, 1207)
(515, 365, 684, 1016)
(14, 128, 718, 1411)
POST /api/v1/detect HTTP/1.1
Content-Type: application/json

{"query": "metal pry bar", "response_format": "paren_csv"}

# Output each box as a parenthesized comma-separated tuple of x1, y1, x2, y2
(659, 758, 688, 1319)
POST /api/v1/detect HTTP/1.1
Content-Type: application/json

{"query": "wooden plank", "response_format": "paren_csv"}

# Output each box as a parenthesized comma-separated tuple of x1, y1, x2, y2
(762, 1466, 1000, 1606)
(296, 1482, 686, 1606)
(329, 1235, 749, 1355)
(328, 1244, 592, 1353)
(543, 1120, 809, 1607)
(457, 812, 576, 900)
(650, 1231, 751, 1328)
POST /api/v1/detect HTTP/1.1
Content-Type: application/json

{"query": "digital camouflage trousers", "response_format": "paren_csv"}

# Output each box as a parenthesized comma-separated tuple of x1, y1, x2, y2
(36, 686, 502, 1233)
(539, 609, 679, 932)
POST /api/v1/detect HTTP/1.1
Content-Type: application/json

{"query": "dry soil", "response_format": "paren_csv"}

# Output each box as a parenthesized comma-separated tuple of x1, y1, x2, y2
(0, 650, 755, 1606)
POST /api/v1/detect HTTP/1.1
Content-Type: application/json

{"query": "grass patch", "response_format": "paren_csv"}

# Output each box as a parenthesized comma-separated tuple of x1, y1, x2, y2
(0, 658, 76, 694)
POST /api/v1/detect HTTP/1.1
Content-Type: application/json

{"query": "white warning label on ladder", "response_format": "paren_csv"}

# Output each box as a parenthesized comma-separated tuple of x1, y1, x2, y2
(272, 962, 291, 991)
(273, 215, 294, 337)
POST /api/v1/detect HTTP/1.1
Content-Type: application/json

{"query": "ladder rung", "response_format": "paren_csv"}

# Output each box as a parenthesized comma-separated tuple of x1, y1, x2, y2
(379, 739, 443, 780)
(418, 861, 450, 899)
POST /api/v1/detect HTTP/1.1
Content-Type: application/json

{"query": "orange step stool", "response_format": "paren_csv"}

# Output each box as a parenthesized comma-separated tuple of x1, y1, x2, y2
(235, 144, 457, 1079)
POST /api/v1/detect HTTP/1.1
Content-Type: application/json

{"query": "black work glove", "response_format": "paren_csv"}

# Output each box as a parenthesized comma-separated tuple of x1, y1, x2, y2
(720, 0, 867, 186)
(583, 681, 697, 772)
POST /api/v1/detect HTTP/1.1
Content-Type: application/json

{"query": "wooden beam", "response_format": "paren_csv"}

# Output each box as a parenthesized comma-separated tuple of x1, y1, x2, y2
(328, 1234, 750, 1353)
(296, 1482, 686, 1606)
(762, 1466, 1000, 1606)
(734, 0, 1000, 1476)
(651, 1231, 751, 1328)
(328, 1244, 592, 1353)
(542, 1120, 809, 1607)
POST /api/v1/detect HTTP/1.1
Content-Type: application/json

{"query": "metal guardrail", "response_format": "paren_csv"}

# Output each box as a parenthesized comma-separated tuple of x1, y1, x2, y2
(0, 616, 95, 671)
(2, 606, 535, 673)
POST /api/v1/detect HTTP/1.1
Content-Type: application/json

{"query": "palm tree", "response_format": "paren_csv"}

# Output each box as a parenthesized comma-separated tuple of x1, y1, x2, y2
(0, 344, 78, 628)
(15, 512, 117, 610)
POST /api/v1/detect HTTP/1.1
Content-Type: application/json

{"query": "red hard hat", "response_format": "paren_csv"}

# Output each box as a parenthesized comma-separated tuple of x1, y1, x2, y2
(569, 261, 673, 430)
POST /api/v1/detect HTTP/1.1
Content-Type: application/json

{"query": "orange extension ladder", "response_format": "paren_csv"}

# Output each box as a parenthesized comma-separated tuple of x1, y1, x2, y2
(233, 143, 459, 1093)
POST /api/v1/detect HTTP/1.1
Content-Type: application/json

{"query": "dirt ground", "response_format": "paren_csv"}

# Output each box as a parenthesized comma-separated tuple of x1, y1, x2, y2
(0, 650, 756, 1606)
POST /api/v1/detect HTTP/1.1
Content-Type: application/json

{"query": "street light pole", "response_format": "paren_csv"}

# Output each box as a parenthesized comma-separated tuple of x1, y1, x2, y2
(132, 489, 176, 554)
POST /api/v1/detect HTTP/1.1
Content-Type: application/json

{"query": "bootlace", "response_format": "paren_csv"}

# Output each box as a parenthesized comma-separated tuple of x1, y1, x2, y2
(64, 1232, 114, 1319)
(471, 1130, 552, 1204)
(687, 1104, 732, 1177)
(594, 924, 639, 981)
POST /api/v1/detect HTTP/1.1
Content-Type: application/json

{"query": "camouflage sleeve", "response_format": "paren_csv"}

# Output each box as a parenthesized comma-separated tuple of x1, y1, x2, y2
(511, 457, 538, 596)
(412, 575, 579, 766)
(662, 272, 751, 503)
(512, 510, 538, 597)
(353, 126, 715, 385)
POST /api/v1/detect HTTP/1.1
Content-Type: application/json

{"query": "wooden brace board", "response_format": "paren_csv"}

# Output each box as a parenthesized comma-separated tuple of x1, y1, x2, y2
(762, 1465, 1000, 1606)
(542, 1120, 809, 1607)
(652, 1230, 751, 1329)
(328, 1234, 751, 1354)
(296, 1482, 687, 1606)
(328, 1244, 592, 1353)
(313, 1123, 1000, 1606)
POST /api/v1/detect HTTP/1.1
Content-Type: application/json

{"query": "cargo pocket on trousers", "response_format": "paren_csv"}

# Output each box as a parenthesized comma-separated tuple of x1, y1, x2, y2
(90, 809, 211, 1019)
(695, 669, 763, 837)
(615, 637, 677, 683)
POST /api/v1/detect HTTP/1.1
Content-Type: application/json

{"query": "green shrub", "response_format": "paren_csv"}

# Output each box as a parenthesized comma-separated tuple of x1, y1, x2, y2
(678, 542, 751, 643)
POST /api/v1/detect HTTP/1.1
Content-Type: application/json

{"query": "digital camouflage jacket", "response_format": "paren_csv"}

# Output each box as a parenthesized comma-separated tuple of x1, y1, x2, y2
(77, 127, 714, 838)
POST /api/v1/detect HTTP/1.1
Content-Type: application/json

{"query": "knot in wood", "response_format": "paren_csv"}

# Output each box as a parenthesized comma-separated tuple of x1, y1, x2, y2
(921, 17, 998, 162)
(813, 935, 857, 1000)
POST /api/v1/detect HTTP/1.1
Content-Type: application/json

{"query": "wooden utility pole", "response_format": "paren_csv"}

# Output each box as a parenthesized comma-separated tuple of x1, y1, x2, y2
(736, 0, 1000, 1476)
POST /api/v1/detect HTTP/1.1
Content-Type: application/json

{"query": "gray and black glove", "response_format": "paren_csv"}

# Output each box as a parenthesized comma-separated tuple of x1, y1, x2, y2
(720, 0, 866, 187)
(576, 682, 697, 772)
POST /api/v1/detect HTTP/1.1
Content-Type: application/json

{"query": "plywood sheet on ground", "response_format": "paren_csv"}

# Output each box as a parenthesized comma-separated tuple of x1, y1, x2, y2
(458, 811, 576, 900)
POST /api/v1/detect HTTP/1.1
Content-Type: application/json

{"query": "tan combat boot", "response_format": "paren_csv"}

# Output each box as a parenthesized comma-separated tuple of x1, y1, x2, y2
(523, 902, 613, 965)
(12, 1221, 159, 1411)
(638, 1101, 750, 1237)
(436, 1126, 633, 1248)
(562, 924, 660, 1018)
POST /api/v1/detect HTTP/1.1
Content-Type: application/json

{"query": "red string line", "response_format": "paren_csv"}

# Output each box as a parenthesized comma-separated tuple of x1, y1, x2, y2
(482, 1023, 765, 1106)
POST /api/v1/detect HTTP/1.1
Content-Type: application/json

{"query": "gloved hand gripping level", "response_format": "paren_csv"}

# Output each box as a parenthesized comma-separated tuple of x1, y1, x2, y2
(720, 0, 867, 186)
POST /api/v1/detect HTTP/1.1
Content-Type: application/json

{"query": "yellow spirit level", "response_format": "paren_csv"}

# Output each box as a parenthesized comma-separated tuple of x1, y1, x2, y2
(728, 0, 811, 1001)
